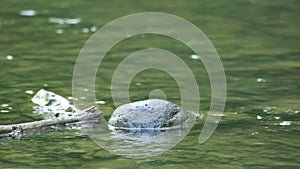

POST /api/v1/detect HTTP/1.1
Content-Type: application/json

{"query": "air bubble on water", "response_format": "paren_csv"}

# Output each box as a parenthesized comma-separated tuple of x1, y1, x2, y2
(49, 17, 64, 25)
(44, 84, 48, 87)
(95, 100, 106, 104)
(90, 26, 97, 32)
(82, 28, 89, 33)
(6, 55, 13, 60)
(135, 82, 142, 86)
(56, 29, 64, 34)
(1, 110, 9, 113)
(279, 121, 291, 126)
(274, 116, 280, 120)
(80, 96, 86, 100)
(263, 107, 277, 114)
(67, 97, 73, 100)
(49, 17, 81, 25)
(256, 78, 266, 83)
(25, 90, 34, 94)
(190, 54, 201, 60)
(256, 115, 262, 120)
(251, 132, 259, 135)
(1, 104, 9, 107)
(20, 10, 36, 16)
(65, 18, 81, 25)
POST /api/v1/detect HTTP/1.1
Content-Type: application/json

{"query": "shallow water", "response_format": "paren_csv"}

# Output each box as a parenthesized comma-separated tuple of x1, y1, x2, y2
(0, 0, 299, 168)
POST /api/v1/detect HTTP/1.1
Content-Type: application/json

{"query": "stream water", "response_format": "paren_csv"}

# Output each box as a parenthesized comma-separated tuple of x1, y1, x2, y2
(0, 0, 299, 168)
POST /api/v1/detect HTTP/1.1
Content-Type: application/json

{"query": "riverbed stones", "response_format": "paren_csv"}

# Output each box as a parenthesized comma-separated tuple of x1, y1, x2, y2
(108, 99, 197, 129)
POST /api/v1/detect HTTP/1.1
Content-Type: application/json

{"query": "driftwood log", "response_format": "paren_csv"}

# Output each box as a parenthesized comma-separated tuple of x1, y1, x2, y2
(0, 106, 102, 137)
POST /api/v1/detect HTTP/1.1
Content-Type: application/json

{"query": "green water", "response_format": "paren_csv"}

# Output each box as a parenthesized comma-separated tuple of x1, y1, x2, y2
(0, 0, 299, 168)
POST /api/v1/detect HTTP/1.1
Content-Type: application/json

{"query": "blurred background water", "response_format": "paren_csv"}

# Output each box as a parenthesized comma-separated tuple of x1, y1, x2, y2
(0, 0, 299, 168)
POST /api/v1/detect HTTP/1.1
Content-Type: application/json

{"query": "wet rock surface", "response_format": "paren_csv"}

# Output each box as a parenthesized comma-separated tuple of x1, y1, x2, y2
(108, 99, 197, 129)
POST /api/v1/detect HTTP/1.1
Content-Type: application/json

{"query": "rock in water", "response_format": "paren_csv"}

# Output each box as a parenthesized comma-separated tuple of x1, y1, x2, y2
(108, 99, 197, 129)
(31, 89, 75, 114)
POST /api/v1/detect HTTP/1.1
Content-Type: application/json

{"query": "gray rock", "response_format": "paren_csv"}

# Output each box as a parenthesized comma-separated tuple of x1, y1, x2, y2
(108, 99, 197, 129)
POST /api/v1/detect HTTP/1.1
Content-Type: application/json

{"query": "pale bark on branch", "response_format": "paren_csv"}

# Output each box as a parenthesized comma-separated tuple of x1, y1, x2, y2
(0, 107, 102, 137)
